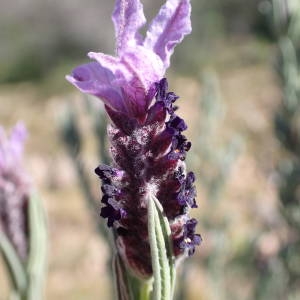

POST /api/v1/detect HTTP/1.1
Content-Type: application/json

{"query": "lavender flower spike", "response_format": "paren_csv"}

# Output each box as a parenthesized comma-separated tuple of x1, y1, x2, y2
(0, 123, 30, 260)
(67, 0, 200, 279)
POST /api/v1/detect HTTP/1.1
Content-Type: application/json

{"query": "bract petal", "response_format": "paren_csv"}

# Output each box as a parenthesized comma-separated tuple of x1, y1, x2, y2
(144, 0, 191, 69)
(88, 52, 139, 116)
(66, 62, 126, 112)
(112, 0, 146, 55)
(90, 47, 164, 115)
(121, 46, 164, 90)
(88, 52, 132, 83)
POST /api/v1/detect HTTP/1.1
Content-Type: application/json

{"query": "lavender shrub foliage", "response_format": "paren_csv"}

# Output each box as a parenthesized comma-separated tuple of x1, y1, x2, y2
(254, 1, 300, 298)
(67, 0, 201, 285)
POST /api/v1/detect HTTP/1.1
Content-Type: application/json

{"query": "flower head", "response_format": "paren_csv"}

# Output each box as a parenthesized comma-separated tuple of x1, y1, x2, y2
(66, 0, 191, 120)
(0, 123, 30, 260)
(67, 0, 200, 279)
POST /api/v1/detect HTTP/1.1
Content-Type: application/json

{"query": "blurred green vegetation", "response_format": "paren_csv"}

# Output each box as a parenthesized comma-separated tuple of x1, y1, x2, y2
(0, 25, 84, 82)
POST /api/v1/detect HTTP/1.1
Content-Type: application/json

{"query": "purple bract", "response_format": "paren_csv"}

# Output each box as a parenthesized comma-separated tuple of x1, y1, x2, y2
(67, 0, 191, 121)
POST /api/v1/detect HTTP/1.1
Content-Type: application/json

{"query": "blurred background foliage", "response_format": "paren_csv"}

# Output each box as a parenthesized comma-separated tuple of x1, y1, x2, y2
(0, 0, 300, 299)
(0, 0, 271, 85)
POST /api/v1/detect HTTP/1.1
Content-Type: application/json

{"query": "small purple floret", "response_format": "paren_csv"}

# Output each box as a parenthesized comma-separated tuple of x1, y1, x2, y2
(95, 165, 126, 228)
(177, 218, 202, 256)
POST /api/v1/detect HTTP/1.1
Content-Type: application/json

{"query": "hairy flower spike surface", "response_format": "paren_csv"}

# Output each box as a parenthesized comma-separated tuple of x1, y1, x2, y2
(67, 0, 201, 278)
(0, 123, 30, 260)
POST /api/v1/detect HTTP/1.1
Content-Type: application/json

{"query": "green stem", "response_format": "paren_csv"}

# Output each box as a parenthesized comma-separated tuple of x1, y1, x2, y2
(139, 280, 152, 300)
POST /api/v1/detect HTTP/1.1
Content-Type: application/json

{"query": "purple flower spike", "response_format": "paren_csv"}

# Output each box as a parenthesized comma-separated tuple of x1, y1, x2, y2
(66, 0, 191, 120)
(0, 123, 30, 260)
(67, 0, 200, 279)
(95, 79, 200, 278)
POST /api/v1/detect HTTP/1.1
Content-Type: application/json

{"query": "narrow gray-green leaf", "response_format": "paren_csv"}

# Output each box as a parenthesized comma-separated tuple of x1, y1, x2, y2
(148, 194, 175, 300)
(0, 231, 27, 295)
(152, 197, 176, 297)
(148, 194, 162, 300)
(26, 194, 47, 300)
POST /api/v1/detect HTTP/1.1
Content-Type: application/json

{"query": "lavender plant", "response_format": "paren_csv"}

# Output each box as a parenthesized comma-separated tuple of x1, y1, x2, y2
(66, 0, 201, 299)
(0, 123, 47, 300)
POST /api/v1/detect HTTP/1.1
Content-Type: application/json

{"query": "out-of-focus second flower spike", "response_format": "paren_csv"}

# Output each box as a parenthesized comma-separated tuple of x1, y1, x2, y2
(0, 123, 47, 300)
(0, 123, 30, 261)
